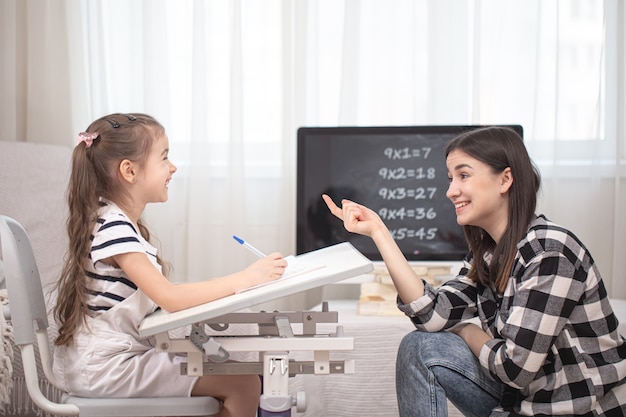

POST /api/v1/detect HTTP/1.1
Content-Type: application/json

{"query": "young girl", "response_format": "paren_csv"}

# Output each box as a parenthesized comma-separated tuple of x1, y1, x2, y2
(52, 113, 287, 417)
(323, 126, 626, 416)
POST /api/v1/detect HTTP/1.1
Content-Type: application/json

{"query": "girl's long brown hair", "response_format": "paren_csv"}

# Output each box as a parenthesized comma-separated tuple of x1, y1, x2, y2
(54, 113, 169, 346)
(445, 127, 541, 294)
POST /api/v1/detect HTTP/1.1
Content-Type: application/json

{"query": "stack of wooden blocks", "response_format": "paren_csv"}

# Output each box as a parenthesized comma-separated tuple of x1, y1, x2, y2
(357, 265, 454, 316)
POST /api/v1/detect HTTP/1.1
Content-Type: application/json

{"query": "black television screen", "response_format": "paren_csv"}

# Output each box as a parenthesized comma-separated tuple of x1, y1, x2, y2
(296, 125, 523, 261)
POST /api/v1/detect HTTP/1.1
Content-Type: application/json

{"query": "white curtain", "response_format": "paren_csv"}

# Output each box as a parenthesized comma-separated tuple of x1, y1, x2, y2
(1, 0, 624, 306)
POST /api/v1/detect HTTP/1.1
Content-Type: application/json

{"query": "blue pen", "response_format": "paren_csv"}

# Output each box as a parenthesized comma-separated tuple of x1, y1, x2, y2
(233, 235, 266, 258)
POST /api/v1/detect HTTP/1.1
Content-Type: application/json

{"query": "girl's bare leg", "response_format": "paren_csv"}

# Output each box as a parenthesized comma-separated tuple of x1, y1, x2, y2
(192, 374, 261, 417)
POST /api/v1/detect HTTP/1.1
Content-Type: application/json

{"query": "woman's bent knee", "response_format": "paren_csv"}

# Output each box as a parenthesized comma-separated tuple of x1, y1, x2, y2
(398, 330, 467, 366)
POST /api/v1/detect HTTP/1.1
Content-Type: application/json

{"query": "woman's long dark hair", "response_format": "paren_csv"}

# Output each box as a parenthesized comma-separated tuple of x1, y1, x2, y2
(445, 126, 541, 293)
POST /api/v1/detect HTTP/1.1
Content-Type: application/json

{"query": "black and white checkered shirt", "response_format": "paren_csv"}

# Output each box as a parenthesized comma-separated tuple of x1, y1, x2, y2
(399, 215, 626, 416)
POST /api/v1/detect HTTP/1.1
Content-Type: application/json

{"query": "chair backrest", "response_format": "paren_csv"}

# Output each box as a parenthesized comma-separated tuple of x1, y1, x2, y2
(0, 214, 81, 415)
(0, 215, 220, 416)
(0, 215, 49, 345)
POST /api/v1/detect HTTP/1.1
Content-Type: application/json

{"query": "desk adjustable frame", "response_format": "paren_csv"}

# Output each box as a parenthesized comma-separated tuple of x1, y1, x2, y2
(152, 302, 354, 416)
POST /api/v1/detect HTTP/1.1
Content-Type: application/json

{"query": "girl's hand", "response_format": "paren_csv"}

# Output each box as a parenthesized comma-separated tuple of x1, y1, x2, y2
(322, 194, 385, 238)
(243, 252, 287, 287)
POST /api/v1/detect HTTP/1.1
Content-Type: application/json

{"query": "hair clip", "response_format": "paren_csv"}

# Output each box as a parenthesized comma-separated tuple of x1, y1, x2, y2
(124, 114, 137, 121)
(78, 132, 99, 148)
(105, 119, 121, 128)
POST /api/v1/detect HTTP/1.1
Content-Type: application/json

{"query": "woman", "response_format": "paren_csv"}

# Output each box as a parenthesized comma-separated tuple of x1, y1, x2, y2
(323, 126, 626, 416)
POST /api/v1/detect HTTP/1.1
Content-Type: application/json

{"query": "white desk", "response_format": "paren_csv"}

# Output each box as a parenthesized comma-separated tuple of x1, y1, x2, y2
(139, 242, 373, 338)
(138, 243, 374, 415)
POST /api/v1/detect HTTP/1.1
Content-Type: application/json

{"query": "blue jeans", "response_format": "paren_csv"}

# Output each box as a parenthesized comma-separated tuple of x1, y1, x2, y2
(396, 330, 505, 417)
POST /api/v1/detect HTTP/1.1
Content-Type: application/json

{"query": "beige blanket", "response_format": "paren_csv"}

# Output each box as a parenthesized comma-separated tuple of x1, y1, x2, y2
(0, 288, 14, 414)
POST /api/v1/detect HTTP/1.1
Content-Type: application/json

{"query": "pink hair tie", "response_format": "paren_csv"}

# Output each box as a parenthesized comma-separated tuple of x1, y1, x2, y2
(78, 132, 99, 148)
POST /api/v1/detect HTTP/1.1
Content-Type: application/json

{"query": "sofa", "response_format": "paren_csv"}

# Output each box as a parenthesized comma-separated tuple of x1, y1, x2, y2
(0, 140, 625, 417)
(0, 141, 71, 416)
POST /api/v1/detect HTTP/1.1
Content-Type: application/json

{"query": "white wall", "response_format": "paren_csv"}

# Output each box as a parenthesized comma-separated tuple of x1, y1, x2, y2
(537, 176, 625, 299)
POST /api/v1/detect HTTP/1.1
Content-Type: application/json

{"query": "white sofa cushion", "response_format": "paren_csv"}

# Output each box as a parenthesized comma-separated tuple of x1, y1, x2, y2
(0, 141, 71, 416)
(0, 141, 71, 293)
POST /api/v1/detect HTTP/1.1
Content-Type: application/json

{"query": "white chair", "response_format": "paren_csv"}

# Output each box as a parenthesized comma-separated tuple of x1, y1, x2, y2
(0, 215, 220, 416)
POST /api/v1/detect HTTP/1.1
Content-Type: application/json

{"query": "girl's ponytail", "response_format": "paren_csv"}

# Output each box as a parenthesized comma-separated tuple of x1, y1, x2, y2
(54, 141, 101, 345)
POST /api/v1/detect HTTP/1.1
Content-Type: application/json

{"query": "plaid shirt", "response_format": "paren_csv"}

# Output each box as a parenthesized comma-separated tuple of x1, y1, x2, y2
(399, 215, 626, 416)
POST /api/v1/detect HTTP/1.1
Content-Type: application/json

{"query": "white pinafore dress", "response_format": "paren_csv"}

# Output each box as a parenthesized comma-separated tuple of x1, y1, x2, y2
(52, 201, 199, 397)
